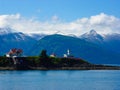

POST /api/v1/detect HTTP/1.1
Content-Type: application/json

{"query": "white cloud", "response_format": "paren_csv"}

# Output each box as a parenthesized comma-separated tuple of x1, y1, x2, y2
(0, 13, 120, 36)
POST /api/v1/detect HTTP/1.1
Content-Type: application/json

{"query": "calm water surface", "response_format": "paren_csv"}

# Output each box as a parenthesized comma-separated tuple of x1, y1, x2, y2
(0, 70, 120, 90)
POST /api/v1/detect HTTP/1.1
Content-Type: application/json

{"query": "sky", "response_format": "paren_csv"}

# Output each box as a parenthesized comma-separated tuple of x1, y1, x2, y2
(0, 0, 120, 35)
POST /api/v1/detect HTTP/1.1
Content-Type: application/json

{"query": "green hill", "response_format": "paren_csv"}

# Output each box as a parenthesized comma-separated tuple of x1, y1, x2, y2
(29, 34, 120, 64)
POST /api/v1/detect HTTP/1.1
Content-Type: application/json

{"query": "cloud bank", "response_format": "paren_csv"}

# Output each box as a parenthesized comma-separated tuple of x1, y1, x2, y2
(0, 13, 120, 36)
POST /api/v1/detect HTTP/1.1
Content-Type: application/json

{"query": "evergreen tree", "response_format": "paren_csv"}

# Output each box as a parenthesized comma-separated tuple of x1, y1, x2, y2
(39, 50, 51, 67)
(39, 50, 48, 59)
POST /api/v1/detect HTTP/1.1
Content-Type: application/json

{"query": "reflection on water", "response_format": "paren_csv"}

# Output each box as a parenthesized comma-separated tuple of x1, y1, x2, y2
(0, 70, 120, 90)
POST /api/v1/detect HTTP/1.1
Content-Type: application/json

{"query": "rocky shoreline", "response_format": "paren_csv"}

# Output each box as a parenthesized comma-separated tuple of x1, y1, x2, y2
(0, 56, 120, 70)
(0, 64, 120, 70)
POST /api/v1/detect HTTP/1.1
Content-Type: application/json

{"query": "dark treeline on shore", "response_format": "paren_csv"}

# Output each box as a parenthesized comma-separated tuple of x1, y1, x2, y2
(0, 56, 90, 70)
(0, 50, 120, 70)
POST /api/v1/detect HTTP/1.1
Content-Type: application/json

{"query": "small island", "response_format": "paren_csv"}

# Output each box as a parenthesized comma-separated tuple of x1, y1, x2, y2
(0, 49, 120, 70)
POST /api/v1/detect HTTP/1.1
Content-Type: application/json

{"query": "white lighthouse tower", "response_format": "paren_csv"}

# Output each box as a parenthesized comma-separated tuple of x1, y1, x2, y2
(64, 49, 74, 58)
(67, 49, 70, 56)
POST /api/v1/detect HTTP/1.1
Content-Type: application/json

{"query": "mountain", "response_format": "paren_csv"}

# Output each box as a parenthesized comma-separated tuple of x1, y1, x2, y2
(0, 27, 120, 64)
(0, 27, 15, 35)
(29, 34, 120, 64)
(0, 27, 37, 55)
(80, 30, 120, 54)
(103, 33, 120, 54)
(80, 29, 104, 44)
(27, 33, 46, 40)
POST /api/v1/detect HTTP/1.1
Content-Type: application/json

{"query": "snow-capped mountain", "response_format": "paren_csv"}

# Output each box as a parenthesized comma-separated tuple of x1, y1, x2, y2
(80, 30, 104, 44)
(27, 33, 46, 40)
(104, 33, 120, 41)
(103, 33, 120, 53)
(0, 27, 120, 64)
(29, 34, 120, 64)
(80, 30, 120, 54)
(0, 27, 16, 35)
(0, 27, 37, 55)
(0, 27, 35, 42)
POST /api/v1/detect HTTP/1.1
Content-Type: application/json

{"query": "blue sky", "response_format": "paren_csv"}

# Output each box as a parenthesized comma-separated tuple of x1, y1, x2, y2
(0, 0, 120, 35)
(0, 0, 120, 21)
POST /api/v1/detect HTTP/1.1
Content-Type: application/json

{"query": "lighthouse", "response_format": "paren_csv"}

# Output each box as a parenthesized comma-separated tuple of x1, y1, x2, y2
(67, 49, 70, 56)
(64, 49, 74, 58)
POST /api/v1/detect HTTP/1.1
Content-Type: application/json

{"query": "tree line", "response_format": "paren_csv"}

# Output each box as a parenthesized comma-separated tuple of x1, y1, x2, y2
(0, 50, 90, 68)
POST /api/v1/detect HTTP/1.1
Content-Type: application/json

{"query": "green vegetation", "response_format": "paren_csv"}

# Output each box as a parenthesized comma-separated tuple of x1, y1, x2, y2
(1, 50, 119, 70)
(39, 50, 52, 67)
(0, 56, 90, 68)
(0, 50, 90, 69)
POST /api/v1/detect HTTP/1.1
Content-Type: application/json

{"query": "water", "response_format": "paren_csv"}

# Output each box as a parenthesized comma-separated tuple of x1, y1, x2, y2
(0, 70, 120, 90)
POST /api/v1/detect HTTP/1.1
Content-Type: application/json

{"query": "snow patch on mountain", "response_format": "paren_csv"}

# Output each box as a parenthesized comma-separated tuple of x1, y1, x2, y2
(80, 29, 104, 43)
(0, 27, 12, 34)
(26, 33, 46, 40)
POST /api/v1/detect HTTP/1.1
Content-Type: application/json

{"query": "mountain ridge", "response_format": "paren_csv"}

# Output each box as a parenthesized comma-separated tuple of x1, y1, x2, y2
(0, 27, 120, 64)
(29, 34, 120, 64)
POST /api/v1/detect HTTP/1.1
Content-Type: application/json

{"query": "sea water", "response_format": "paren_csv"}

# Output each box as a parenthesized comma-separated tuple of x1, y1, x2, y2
(0, 70, 120, 90)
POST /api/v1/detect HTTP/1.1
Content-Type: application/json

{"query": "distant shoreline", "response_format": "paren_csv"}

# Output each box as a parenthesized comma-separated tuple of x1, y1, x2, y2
(0, 65, 120, 70)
